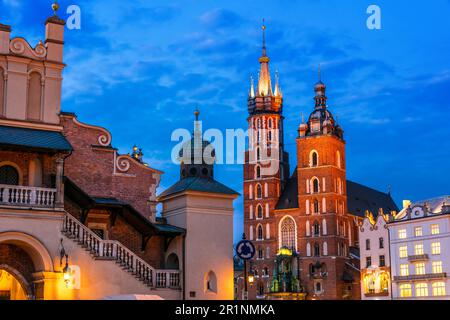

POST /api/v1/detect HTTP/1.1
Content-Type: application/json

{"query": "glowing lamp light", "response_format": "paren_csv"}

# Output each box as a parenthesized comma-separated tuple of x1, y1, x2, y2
(277, 247, 293, 256)
(248, 274, 255, 285)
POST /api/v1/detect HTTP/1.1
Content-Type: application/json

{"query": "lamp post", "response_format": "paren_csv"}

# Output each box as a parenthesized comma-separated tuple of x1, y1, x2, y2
(235, 233, 255, 301)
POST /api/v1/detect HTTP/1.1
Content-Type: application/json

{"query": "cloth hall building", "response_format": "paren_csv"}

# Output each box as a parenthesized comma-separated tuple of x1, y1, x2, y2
(0, 7, 236, 300)
(242, 26, 398, 300)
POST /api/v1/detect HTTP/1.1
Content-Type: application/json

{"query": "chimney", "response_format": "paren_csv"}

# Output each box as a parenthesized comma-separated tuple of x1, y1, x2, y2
(0, 23, 11, 54)
(45, 15, 65, 62)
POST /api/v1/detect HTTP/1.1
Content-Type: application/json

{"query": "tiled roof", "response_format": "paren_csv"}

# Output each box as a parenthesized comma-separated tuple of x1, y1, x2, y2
(158, 177, 239, 198)
(275, 170, 399, 217)
(347, 180, 399, 217)
(0, 125, 72, 152)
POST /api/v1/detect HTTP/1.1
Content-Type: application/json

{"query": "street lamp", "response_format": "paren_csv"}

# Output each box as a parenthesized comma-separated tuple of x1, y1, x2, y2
(248, 274, 255, 286)
(59, 239, 71, 287)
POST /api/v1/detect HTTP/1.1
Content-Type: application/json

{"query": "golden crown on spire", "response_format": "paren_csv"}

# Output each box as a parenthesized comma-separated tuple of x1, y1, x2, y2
(51, 1, 60, 16)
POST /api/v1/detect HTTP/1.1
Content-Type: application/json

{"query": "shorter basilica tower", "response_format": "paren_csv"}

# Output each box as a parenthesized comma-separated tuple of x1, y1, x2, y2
(295, 72, 359, 299)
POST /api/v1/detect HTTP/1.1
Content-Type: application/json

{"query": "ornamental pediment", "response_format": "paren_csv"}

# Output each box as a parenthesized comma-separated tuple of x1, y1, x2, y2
(9, 37, 47, 60)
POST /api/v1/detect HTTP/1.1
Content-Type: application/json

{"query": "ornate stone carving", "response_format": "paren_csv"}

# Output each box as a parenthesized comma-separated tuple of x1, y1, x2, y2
(116, 155, 131, 172)
(10, 38, 47, 59)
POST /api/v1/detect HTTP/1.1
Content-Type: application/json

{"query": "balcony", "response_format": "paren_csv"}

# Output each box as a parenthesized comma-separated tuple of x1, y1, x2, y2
(394, 273, 447, 282)
(0, 184, 57, 208)
(407, 254, 429, 262)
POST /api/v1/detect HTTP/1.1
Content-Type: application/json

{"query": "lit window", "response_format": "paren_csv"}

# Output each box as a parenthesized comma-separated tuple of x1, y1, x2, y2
(399, 284, 412, 298)
(280, 216, 296, 250)
(414, 243, 424, 255)
(431, 224, 440, 235)
(399, 246, 408, 258)
(415, 283, 429, 297)
(398, 229, 407, 239)
(431, 242, 441, 255)
(414, 227, 423, 237)
(400, 264, 409, 276)
(415, 263, 426, 275)
(432, 282, 446, 296)
(432, 261, 443, 274)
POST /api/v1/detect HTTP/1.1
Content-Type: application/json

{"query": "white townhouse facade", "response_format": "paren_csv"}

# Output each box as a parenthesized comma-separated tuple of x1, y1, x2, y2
(389, 196, 450, 300)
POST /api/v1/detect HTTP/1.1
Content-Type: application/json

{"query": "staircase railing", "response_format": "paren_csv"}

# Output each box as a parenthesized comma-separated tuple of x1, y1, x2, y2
(62, 213, 180, 289)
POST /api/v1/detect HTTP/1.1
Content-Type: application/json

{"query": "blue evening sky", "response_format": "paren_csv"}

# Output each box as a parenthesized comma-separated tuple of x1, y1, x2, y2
(1, 0, 449, 242)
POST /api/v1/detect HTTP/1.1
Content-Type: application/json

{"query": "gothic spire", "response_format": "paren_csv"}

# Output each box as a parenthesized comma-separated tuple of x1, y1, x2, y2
(257, 19, 273, 97)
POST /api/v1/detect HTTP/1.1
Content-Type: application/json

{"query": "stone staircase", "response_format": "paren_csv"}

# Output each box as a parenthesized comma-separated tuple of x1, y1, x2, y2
(61, 213, 180, 290)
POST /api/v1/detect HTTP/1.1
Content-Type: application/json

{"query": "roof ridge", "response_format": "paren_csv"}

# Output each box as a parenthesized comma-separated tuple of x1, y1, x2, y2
(347, 179, 390, 196)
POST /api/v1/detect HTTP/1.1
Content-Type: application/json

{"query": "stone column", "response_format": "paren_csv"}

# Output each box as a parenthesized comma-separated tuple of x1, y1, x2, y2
(55, 157, 64, 207)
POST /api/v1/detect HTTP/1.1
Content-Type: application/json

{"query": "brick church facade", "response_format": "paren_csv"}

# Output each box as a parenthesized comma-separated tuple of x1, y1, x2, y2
(242, 25, 398, 300)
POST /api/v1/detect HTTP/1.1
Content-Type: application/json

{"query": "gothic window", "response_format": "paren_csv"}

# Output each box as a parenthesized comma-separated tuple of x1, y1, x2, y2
(255, 165, 261, 179)
(256, 147, 261, 160)
(322, 219, 327, 235)
(266, 247, 270, 258)
(280, 216, 296, 250)
(306, 243, 311, 256)
(323, 242, 328, 255)
(312, 178, 319, 193)
(256, 184, 262, 199)
(27, 72, 42, 121)
(306, 221, 310, 236)
(264, 183, 268, 198)
(336, 150, 341, 168)
(311, 151, 319, 167)
(313, 199, 319, 214)
(0, 67, 4, 116)
(249, 184, 253, 200)
(0, 165, 19, 185)
(258, 248, 263, 259)
(256, 205, 263, 219)
(257, 225, 263, 240)
(313, 221, 320, 236)
(258, 282, 265, 296)
(314, 243, 320, 257)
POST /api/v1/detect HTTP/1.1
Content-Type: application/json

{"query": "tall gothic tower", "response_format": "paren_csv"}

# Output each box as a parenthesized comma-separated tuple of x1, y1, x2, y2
(243, 23, 290, 299)
(295, 74, 357, 299)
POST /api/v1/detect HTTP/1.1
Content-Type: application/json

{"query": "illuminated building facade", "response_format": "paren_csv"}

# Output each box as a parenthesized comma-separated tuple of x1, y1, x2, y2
(389, 197, 450, 300)
(0, 5, 236, 300)
(242, 24, 398, 300)
(359, 211, 392, 300)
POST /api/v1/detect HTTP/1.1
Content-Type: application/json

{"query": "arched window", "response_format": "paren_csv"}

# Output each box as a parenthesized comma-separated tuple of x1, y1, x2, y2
(313, 221, 320, 236)
(258, 247, 263, 259)
(322, 219, 327, 235)
(255, 165, 261, 179)
(323, 242, 328, 255)
(263, 267, 269, 277)
(306, 243, 311, 256)
(266, 247, 270, 258)
(264, 183, 268, 197)
(256, 205, 263, 219)
(336, 150, 341, 168)
(249, 184, 253, 200)
(280, 216, 296, 250)
(306, 221, 310, 236)
(205, 271, 217, 293)
(166, 253, 180, 269)
(27, 72, 42, 121)
(312, 178, 319, 193)
(337, 178, 342, 195)
(313, 199, 319, 214)
(0, 67, 5, 116)
(257, 225, 263, 240)
(258, 282, 265, 296)
(256, 184, 262, 199)
(249, 205, 253, 219)
(311, 151, 318, 167)
(314, 243, 320, 256)
(0, 165, 19, 185)
(256, 147, 260, 161)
